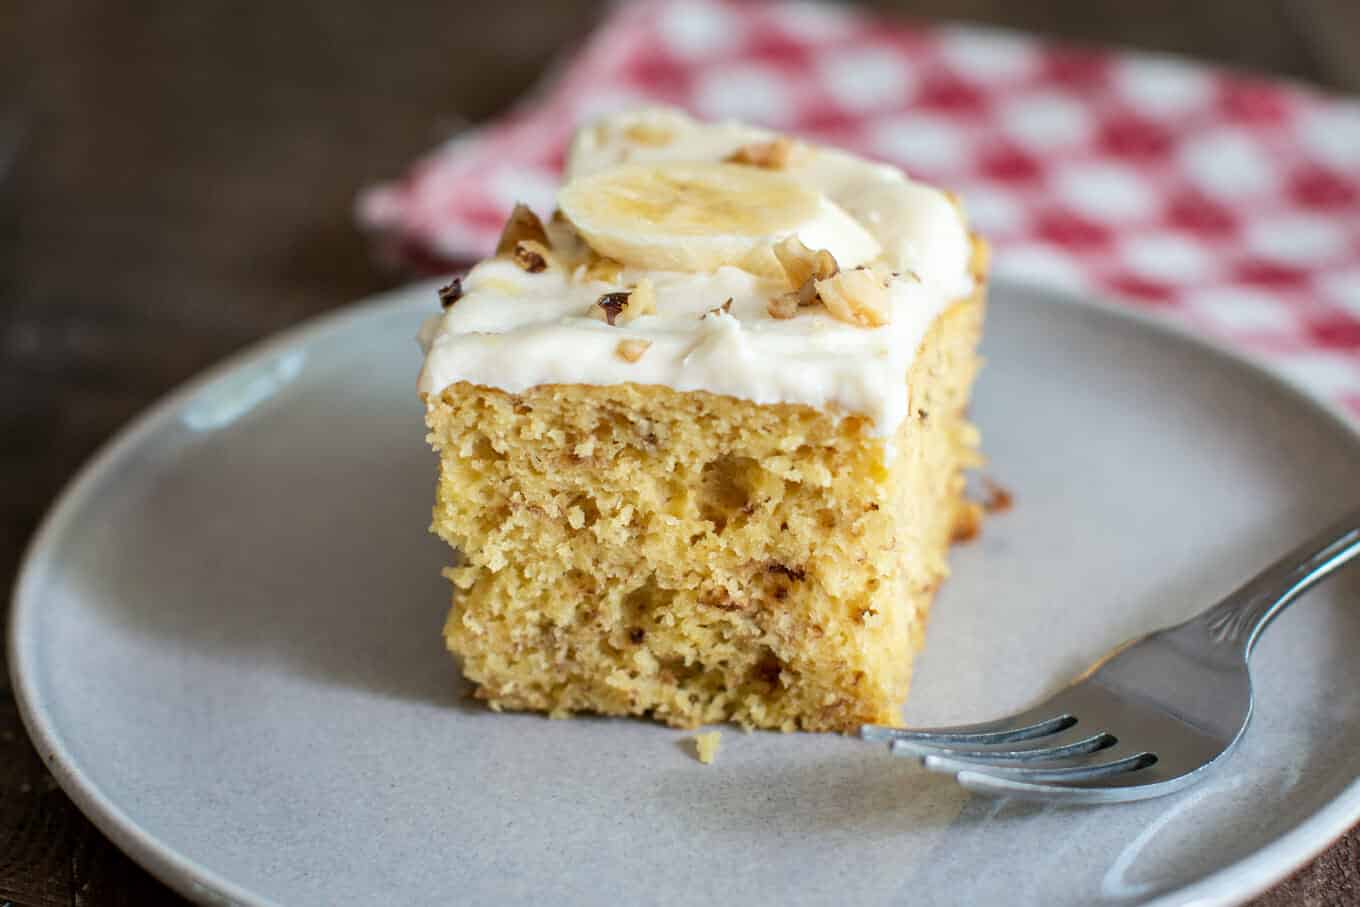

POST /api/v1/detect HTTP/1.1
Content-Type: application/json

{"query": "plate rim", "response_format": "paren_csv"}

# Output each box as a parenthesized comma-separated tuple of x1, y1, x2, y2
(9, 278, 1360, 907)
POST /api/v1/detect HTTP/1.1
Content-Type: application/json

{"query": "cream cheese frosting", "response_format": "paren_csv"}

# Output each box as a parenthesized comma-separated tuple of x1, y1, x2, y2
(418, 107, 974, 436)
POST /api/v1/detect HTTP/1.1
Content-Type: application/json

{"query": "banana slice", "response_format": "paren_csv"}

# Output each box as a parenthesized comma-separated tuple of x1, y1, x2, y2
(557, 161, 880, 275)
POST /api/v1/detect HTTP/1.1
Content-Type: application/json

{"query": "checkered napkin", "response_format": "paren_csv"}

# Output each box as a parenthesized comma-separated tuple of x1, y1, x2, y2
(358, 0, 1360, 418)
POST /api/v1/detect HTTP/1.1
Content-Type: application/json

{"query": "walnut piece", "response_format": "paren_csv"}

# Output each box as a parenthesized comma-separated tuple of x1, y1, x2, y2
(615, 338, 653, 362)
(767, 239, 833, 319)
(494, 203, 549, 256)
(766, 562, 807, 581)
(766, 291, 799, 320)
(437, 277, 463, 309)
(594, 291, 629, 325)
(513, 239, 552, 273)
(773, 236, 838, 289)
(767, 281, 819, 319)
(725, 136, 803, 169)
(701, 297, 733, 319)
(815, 267, 892, 327)
(590, 278, 657, 326)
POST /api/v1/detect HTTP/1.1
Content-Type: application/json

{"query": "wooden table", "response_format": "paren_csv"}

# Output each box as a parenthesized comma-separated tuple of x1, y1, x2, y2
(3, 2, 1358, 904)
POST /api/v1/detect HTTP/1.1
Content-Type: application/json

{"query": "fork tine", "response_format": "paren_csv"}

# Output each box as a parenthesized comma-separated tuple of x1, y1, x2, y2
(922, 751, 1157, 783)
(861, 712, 1076, 746)
(953, 770, 1196, 804)
(889, 731, 1117, 763)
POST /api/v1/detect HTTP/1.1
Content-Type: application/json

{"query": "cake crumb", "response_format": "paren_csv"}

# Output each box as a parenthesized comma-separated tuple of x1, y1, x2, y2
(952, 500, 984, 542)
(982, 477, 1013, 513)
(693, 731, 722, 765)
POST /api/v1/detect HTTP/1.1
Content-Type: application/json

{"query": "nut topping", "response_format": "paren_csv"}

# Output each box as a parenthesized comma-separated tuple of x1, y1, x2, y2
(768, 239, 835, 319)
(615, 338, 653, 362)
(725, 136, 803, 169)
(595, 291, 630, 326)
(592, 279, 657, 326)
(766, 291, 799, 320)
(701, 297, 734, 319)
(773, 236, 838, 289)
(437, 277, 463, 309)
(815, 266, 892, 327)
(512, 239, 551, 273)
(494, 203, 550, 257)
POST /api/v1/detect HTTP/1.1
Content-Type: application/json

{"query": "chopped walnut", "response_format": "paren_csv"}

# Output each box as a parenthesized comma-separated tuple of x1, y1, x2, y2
(622, 121, 675, 146)
(767, 279, 821, 319)
(594, 291, 630, 326)
(591, 278, 656, 326)
(815, 266, 892, 327)
(437, 277, 463, 309)
(494, 203, 550, 256)
(725, 136, 803, 169)
(615, 338, 652, 362)
(773, 236, 838, 289)
(513, 239, 552, 273)
(702, 297, 733, 319)
(766, 291, 799, 320)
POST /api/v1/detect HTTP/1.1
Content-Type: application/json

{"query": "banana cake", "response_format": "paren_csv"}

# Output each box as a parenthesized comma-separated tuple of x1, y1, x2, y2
(419, 107, 988, 732)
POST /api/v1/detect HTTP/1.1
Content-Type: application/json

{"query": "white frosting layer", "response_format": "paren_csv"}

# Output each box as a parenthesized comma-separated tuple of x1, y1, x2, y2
(418, 108, 974, 436)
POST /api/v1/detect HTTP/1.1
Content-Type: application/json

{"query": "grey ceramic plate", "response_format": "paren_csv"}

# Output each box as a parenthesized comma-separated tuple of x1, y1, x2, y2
(10, 281, 1360, 907)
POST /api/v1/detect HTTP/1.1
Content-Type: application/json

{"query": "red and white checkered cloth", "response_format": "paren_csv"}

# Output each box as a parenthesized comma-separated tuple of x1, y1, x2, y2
(359, 0, 1360, 418)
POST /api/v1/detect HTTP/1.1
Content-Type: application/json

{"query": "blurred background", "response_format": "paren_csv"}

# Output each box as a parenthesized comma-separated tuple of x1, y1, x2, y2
(3, 2, 1358, 904)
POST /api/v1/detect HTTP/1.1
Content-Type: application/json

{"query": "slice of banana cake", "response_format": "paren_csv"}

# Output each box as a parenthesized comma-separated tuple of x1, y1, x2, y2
(419, 108, 988, 732)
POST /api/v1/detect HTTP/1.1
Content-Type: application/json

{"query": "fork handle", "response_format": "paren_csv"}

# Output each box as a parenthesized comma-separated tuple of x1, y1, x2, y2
(1189, 507, 1360, 657)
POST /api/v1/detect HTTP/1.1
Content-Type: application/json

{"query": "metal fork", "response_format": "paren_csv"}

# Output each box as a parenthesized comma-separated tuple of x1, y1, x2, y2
(862, 507, 1360, 803)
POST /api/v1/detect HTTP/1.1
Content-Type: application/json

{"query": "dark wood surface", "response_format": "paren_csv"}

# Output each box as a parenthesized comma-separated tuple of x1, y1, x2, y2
(4, 2, 1359, 905)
